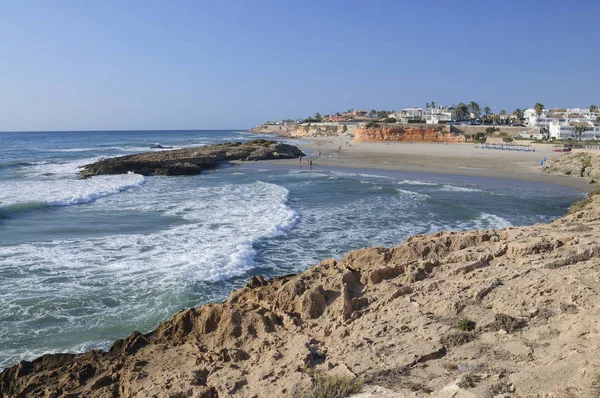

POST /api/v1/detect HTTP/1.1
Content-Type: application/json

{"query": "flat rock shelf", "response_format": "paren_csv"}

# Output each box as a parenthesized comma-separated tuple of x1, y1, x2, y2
(79, 140, 305, 177)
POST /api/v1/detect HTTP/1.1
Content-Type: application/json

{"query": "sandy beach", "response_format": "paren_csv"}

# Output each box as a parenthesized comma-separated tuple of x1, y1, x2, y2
(258, 136, 595, 192)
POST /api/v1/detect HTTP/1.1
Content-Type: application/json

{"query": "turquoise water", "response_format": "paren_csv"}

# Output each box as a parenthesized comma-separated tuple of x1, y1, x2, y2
(0, 130, 585, 369)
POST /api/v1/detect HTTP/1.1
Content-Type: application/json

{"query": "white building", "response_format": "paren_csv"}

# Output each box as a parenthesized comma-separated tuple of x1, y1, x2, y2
(525, 107, 599, 129)
(425, 105, 454, 124)
(400, 107, 424, 123)
(549, 122, 600, 140)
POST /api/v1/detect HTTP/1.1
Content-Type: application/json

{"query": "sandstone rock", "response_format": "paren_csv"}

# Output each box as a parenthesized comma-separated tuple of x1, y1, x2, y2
(354, 125, 465, 143)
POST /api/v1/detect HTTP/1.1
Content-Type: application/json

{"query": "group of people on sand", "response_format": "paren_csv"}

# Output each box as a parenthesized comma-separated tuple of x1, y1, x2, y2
(299, 150, 322, 168)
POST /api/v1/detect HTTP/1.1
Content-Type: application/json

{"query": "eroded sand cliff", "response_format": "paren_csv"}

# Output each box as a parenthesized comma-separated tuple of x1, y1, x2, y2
(354, 125, 464, 143)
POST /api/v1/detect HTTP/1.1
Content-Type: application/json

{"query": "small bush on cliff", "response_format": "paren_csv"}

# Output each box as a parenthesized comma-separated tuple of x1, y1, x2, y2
(458, 318, 476, 331)
(307, 372, 364, 398)
(383, 117, 397, 123)
(342, 124, 348, 133)
(365, 120, 379, 128)
(485, 127, 499, 135)
(473, 132, 486, 143)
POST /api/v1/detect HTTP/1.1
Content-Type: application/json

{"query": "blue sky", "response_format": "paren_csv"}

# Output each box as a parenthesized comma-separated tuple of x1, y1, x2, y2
(1, 0, 598, 131)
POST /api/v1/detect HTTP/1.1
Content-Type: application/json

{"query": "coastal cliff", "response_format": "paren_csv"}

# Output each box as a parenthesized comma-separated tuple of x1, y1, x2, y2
(3, 187, 600, 397)
(249, 123, 359, 138)
(354, 124, 466, 143)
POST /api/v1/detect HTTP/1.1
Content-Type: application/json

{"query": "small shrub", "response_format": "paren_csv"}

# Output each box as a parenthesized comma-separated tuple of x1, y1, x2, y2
(537, 307, 554, 320)
(440, 331, 476, 347)
(383, 117, 397, 123)
(583, 155, 592, 168)
(457, 318, 476, 331)
(486, 381, 512, 398)
(489, 314, 525, 333)
(308, 373, 363, 398)
(458, 373, 476, 389)
(365, 120, 379, 128)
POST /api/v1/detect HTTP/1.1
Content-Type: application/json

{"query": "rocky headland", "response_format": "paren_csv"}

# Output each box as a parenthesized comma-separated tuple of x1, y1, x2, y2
(542, 151, 600, 182)
(2, 176, 600, 397)
(79, 140, 305, 178)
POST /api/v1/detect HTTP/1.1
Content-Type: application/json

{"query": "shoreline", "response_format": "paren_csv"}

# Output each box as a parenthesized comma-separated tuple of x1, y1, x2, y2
(3, 134, 600, 396)
(255, 136, 594, 192)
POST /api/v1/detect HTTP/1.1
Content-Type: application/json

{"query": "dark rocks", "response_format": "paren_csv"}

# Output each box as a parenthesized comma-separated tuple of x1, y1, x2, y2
(79, 140, 305, 178)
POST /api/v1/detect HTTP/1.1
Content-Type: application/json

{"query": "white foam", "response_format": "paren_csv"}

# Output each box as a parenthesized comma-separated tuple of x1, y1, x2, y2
(0, 172, 145, 208)
(440, 185, 483, 193)
(396, 188, 430, 200)
(473, 213, 512, 229)
(398, 179, 438, 186)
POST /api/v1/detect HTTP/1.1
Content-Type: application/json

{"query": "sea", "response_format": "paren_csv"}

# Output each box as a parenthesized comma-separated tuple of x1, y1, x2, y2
(0, 129, 585, 370)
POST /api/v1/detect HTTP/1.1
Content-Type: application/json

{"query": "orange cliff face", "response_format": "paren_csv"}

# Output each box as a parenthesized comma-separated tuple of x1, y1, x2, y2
(355, 124, 467, 143)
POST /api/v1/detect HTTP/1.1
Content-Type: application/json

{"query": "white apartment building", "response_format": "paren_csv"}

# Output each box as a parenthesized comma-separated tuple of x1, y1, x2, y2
(549, 122, 600, 140)
(524, 107, 599, 129)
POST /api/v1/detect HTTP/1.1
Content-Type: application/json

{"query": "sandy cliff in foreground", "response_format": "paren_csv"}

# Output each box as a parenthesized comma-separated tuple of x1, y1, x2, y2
(3, 158, 600, 397)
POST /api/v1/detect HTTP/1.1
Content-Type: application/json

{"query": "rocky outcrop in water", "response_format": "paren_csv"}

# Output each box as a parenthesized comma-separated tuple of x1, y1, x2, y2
(355, 124, 466, 143)
(79, 140, 305, 177)
(3, 187, 600, 397)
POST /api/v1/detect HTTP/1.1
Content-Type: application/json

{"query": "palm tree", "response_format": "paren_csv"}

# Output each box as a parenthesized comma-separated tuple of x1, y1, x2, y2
(590, 104, 598, 112)
(431, 101, 436, 109)
(483, 106, 491, 116)
(425, 103, 430, 111)
(534, 103, 544, 117)
(454, 103, 468, 121)
(468, 101, 481, 119)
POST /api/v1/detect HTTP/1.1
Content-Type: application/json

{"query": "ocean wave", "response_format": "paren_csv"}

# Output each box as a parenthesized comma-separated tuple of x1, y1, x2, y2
(396, 188, 431, 200)
(473, 213, 513, 229)
(397, 179, 438, 186)
(440, 185, 483, 193)
(0, 172, 145, 212)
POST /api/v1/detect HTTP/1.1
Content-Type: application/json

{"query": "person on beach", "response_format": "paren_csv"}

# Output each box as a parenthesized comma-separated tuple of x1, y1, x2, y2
(298, 155, 302, 164)
(318, 151, 321, 157)
(337, 145, 342, 153)
(308, 160, 313, 168)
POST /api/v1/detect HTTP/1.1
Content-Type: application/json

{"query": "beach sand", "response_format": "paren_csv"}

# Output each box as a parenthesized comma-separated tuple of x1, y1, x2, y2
(256, 136, 594, 192)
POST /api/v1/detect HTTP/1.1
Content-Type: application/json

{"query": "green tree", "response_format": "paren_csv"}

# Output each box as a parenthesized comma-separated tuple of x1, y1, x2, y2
(368, 109, 377, 119)
(454, 103, 469, 121)
(590, 104, 598, 112)
(376, 110, 390, 119)
(468, 101, 481, 119)
(315, 112, 322, 122)
(425, 102, 430, 110)
(430, 101, 436, 109)
(514, 108, 524, 121)
(573, 125, 591, 140)
(483, 106, 491, 116)
(596, 116, 600, 124)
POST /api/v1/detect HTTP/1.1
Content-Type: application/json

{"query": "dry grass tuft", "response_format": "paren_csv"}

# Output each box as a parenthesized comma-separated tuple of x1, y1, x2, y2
(440, 331, 476, 347)
(489, 313, 525, 333)
(307, 372, 364, 398)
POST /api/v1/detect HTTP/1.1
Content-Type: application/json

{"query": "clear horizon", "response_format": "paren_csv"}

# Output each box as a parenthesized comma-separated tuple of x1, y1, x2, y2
(1, 0, 598, 132)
